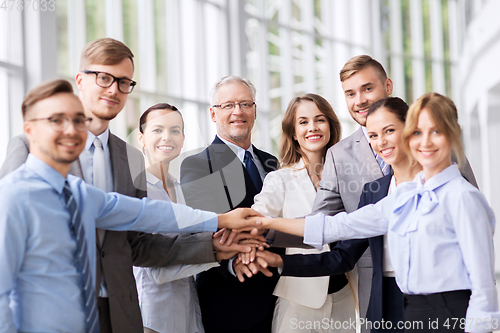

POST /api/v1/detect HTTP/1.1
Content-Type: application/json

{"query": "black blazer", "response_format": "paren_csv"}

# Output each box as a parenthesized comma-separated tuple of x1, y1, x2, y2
(357, 174, 399, 324)
(181, 136, 281, 332)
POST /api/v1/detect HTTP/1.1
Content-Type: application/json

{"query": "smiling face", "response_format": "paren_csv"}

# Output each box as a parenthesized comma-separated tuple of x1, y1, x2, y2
(210, 81, 256, 149)
(409, 108, 452, 179)
(138, 109, 185, 165)
(76, 58, 134, 122)
(24, 93, 87, 175)
(294, 100, 331, 159)
(366, 107, 407, 168)
(342, 66, 393, 126)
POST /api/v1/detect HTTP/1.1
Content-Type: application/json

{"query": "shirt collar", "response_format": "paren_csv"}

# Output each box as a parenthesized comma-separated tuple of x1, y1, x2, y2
(413, 163, 461, 191)
(361, 126, 370, 142)
(146, 171, 162, 186)
(145, 170, 179, 186)
(26, 154, 67, 195)
(216, 134, 254, 163)
(85, 128, 110, 151)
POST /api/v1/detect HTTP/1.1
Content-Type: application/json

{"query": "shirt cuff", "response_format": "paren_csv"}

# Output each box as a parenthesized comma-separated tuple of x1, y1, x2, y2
(465, 308, 500, 332)
(227, 257, 237, 277)
(304, 212, 325, 250)
(265, 229, 276, 244)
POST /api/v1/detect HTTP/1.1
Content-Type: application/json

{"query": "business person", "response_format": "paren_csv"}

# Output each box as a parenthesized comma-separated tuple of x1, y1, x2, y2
(255, 93, 498, 333)
(181, 76, 282, 333)
(250, 93, 358, 333)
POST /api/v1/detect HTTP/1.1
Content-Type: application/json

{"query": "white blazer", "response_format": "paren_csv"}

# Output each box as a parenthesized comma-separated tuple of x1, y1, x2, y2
(252, 159, 331, 309)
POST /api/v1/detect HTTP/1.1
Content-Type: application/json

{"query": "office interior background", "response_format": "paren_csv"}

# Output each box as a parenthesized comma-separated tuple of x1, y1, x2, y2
(1, 0, 499, 286)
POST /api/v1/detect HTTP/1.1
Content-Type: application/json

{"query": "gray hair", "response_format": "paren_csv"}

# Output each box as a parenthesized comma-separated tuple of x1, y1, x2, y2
(210, 76, 257, 106)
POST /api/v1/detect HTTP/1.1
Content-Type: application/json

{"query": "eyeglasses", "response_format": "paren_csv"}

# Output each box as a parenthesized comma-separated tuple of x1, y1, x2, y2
(212, 101, 255, 111)
(83, 70, 137, 94)
(28, 116, 92, 132)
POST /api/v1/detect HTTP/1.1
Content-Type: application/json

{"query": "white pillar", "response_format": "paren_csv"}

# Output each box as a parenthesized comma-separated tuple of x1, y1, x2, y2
(389, 0, 405, 100)
(410, 0, 425, 100)
(429, 0, 445, 94)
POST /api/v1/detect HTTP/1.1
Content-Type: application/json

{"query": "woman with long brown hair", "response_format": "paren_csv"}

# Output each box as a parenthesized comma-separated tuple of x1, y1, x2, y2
(250, 93, 357, 333)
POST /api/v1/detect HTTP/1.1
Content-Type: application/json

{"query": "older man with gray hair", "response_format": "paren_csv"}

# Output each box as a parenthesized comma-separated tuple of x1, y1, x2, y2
(181, 76, 282, 333)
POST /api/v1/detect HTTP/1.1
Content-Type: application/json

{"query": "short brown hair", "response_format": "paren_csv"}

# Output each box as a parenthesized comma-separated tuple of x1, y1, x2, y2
(280, 93, 341, 167)
(402, 92, 465, 168)
(340, 55, 387, 83)
(22, 79, 74, 120)
(79, 38, 134, 71)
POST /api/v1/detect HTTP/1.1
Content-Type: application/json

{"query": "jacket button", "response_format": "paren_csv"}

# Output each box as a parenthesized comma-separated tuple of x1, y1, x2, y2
(101, 251, 106, 258)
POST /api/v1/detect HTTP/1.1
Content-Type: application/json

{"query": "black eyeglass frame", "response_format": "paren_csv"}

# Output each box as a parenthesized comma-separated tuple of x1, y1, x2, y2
(83, 70, 137, 94)
(28, 116, 93, 132)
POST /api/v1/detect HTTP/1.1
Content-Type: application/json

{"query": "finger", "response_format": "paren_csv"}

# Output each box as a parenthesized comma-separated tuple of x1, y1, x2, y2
(216, 250, 238, 261)
(235, 232, 267, 243)
(213, 228, 226, 239)
(247, 262, 259, 275)
(241, 264, 253, 279)
(242, 208, 264, 218)
(220, 228, 231, 244)
(249, 247, 257, 263)
(241, 252, 250, 265)
(234, 265, 246, 283)
(256, 256, 268, 269)
(226, 230, 240, 246)
(260, 266, 273, 277)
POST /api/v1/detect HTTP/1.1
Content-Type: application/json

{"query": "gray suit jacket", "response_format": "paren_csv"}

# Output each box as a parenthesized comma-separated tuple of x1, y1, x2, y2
(0, 133, 217, 333)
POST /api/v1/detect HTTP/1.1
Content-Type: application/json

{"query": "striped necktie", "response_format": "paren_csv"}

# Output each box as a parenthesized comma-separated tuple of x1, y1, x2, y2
(375, 153, 391, 176)
(244, 151, 263, 193)
(63, 181, 99, 333)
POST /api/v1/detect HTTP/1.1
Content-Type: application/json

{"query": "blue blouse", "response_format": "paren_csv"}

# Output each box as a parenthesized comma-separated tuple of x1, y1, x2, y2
(304, 164, 498, 332)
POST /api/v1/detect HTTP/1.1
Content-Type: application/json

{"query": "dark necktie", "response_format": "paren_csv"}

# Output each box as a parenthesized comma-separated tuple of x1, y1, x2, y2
(244, 151, 263, 193)
(63, 181, 99, 333)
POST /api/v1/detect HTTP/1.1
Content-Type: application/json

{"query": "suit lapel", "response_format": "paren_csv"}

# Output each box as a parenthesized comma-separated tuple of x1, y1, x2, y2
(109, 133, 130, 194)
(353, 127, 383, 179)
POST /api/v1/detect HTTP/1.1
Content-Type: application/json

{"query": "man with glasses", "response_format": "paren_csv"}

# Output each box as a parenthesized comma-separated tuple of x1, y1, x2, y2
(0, 39, 254, 333)
(181, 76, 282, 333)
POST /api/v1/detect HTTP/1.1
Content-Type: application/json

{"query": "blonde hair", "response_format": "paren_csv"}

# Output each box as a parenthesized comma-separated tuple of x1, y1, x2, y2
(79, 38, 134, 70)
(402, 92, 465, 168)
(339, 55, 387, 84)
(280, 93, 341, 167)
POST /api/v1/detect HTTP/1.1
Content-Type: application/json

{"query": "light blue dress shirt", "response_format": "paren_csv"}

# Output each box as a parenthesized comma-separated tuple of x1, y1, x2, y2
(304, 164, 499, 332)
(0, 155, 218, 333)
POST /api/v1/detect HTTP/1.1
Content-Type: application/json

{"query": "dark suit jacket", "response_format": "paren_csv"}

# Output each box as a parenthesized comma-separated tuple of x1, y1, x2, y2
(357, 174, 395, 324)
(181, 136, 281, 332)
(0, 133, 217, 333)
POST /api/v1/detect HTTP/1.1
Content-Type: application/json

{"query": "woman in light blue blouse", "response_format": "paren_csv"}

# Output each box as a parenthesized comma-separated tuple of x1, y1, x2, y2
(255, 93, 498, 333)
(133, 103, 219, 333)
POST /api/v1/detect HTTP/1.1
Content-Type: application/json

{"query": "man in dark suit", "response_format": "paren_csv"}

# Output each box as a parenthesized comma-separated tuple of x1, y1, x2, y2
(181, 76, 281, 333)
(0, 39, 253, 333)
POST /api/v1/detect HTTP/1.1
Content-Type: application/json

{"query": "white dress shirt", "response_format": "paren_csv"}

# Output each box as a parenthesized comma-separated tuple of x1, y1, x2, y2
(134, 171, 218, 333)
(79, 128, 114, 192)
(216, 134, 266, 182)
(304, 164, 498, 332)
